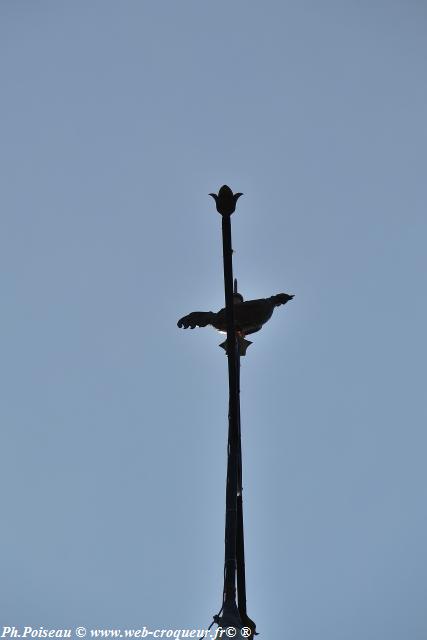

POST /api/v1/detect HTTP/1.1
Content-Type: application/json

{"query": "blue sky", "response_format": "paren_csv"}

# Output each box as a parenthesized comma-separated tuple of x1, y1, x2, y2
(1, 2, 426, 638)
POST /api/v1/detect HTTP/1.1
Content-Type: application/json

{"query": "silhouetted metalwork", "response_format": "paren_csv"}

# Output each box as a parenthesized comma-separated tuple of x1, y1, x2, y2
(177, 185, 294, 638)
(209, 184, 242, 216)
(177, 292, 293, 334)
(234, 278, 257, 637)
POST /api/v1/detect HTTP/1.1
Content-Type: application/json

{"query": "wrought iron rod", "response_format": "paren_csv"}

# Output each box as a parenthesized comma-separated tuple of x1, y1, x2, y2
(220, 213, 241, 625)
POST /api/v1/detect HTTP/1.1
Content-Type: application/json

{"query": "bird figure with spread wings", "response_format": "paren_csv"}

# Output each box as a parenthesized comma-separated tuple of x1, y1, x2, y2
(177, 291, 294, 336)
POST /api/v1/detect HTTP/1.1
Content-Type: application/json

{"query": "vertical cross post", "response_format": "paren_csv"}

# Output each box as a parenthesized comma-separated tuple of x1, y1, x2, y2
(209, 186, 243, 631)
(209, 186, 256, 637)
(219, 204, 241, 628)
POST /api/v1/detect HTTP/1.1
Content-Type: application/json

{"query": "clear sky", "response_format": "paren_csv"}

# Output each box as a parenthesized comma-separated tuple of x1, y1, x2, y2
(1, 2, 426, 638)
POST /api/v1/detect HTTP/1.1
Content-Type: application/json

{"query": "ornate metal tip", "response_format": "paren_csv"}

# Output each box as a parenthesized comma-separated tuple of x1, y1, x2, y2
(219, 335, 252, 355)
(209, 185, 243, 216)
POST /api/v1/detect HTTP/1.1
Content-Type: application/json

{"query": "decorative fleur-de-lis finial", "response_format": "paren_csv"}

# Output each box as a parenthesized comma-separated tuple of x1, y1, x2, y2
(209, 185, 243, 216)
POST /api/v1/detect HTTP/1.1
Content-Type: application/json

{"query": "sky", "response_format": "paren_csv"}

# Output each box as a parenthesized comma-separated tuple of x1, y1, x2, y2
(1, 1, 426, 638)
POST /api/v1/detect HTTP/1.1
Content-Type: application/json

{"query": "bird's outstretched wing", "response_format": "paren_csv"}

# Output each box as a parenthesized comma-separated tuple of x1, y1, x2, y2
(270, 293, 294, 306)
(177, 311, 216, 329)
